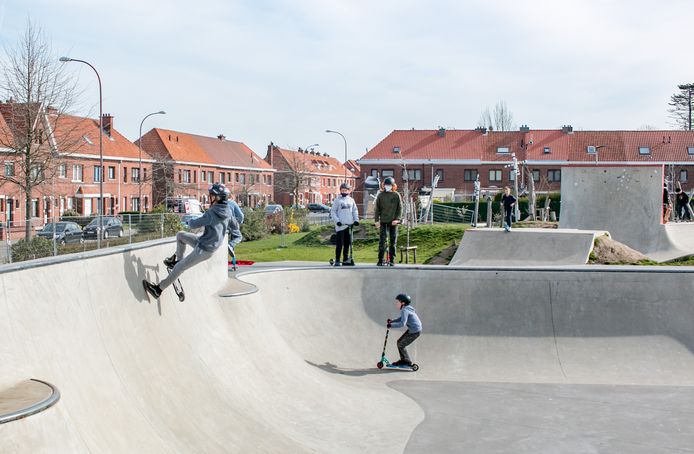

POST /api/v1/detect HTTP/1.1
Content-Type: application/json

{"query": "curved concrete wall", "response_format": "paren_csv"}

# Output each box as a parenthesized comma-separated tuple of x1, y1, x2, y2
(1, 242, 694, 452)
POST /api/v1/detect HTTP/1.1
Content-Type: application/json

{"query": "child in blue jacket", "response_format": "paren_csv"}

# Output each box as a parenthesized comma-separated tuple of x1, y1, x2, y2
(387, 293, 422, 367)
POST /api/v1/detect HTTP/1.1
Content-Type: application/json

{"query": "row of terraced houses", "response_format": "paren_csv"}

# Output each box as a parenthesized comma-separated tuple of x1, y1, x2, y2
(2, 101, 694, 237)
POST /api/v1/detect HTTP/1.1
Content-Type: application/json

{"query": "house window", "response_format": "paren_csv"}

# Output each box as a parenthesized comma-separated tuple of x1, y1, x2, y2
(123, 166, 128, 183)
(489, 170, 502, 182)
(371, 169, 378, 177)
(532, 169, 540, 182)
(587, 146, 596, 154)
(132, 197, 140, 212)
(497, 147, 510, 154)
(381, 169, 394, 178)
(639, 147, 651, 155)
(132, 168, 140, 183)
(464, 169, 478, 181)
(143, 168, 147, 182)
(250, 174, 255, 185)
(219, 172, 225, 184)
(108, 166, 115, 180)
(32, 199, 39, 217)
(688, 147, 694, 155)
(227, 172, 231, 182)
(267, 174, 272, 185)
(72, 164, 83, 182)
(4, 162, 14, 177)
(435, 169, 444, 181)
(201, 170, 207, 182)
(93, 166, 102, 182)
(544, 147, 551, 154)
(403, 169, 421, 181)
(193, 170, 197, 184)
(681, 169, 688, 182)
(548, 169, 561, 182)
(182, 169, 190, 183)
(58, 163, 67, 178)
(208, 171, 213, 182)
(509, 170, 516, 181)
(239, 174, 245, 184)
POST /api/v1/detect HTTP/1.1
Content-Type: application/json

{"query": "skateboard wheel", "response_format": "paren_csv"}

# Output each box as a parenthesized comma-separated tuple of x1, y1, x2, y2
(376, 361, 384, 369)
(411, 364, 419, 371)
(178, 293, 185, 302)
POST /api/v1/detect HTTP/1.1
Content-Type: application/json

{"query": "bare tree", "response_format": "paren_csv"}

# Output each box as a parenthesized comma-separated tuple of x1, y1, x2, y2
(668, 83, 694, 130)
(477, 101, 515, 131)
(274, 147, 313, 206)
(0, 21, 79, 238)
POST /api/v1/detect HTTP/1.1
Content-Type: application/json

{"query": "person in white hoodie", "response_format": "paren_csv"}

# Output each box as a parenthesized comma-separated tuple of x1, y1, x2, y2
(329, 183, 359, 266)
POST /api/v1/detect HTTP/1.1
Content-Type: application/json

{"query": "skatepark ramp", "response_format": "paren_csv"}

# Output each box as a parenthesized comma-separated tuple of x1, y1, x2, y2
(560, 165, 694, 261)
(2, 240, 694, 452)
(450, 228, 608, 266)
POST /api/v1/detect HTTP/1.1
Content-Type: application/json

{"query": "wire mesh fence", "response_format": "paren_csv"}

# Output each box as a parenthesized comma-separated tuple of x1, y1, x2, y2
(0, 213, 182, 264)
(430, 203, 474, 224)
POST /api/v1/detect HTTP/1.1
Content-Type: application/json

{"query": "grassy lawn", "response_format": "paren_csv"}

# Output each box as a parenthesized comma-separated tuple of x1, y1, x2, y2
(235, 223, 468, 264)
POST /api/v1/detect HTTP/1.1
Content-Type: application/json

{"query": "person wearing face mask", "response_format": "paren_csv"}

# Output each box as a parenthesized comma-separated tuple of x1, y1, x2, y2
(374, 176, 403, 266)
(329, 183, 360, 266)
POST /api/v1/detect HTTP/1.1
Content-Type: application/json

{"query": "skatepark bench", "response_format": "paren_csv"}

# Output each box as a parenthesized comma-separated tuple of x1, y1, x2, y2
(399, 246, 417, 264)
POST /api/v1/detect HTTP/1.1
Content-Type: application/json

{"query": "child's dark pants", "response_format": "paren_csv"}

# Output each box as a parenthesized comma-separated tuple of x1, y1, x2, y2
(378, 224, 398, 263)
(397, 330, 420, 363)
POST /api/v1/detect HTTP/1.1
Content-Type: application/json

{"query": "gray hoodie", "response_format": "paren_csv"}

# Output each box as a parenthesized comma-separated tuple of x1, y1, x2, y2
(390, 305, 422, 333)
(188, 202, 233, 252)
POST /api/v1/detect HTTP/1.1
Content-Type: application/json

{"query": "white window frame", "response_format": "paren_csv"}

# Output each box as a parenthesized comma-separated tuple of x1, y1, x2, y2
(680, 169, 688, 182)
(4, 161, 15, 177)
(93, 165, 102, 183)
(639, 147, 651, 155)
(586, 146, 596, 154)
(58, 163, 67, 178)
(688, 147, 694, 155)
(489, 169, 502, 182)
(497, 147, 510, 154)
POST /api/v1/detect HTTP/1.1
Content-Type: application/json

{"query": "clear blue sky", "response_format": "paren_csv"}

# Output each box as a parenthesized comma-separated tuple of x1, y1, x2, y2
(1, 0, 693, 161)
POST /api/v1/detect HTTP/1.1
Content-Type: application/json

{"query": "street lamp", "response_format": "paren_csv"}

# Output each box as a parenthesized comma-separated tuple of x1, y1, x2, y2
(325, 130, 348, 181)
(60, 56, 104, 249)
(139, 111, 166, 213)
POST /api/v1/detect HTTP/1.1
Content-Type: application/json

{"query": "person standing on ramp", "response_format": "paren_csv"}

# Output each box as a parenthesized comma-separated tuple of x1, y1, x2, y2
(374, 176, 402, 266)
(330, 183, 359, 266)
(143, 183, 236, 299)
(501, 186, 516, 232)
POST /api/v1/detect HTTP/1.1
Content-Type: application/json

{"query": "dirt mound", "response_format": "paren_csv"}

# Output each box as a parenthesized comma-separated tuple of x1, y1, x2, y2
(590, 235, 651, 264)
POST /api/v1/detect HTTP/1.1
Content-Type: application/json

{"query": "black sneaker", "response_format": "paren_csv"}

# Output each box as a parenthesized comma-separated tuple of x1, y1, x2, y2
(143, 280, 162, 298)
(388, 261, 395, 267)
(343, 260, 355, 266)
(377, 261, 385, 266)
(333, 261, 342, 267)
(163, 254, 178, 269)
(391, 360, 403, 366)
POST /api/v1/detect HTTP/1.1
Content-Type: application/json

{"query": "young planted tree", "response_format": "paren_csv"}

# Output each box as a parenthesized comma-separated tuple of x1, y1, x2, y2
(668, 83, 694, 130)
(0, 21, 79, 238)
(274, 146, 313, 206)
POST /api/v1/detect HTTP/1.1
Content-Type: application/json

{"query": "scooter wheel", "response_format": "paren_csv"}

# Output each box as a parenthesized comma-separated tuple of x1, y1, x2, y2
(329, 259, 334, 265)
(377, 361, 384, 369)
(178, 293, 185, 302)
(411, 364, 419, 371)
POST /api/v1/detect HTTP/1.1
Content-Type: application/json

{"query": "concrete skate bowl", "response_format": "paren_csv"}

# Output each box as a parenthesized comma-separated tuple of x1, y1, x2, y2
(2, 240, 694, 453)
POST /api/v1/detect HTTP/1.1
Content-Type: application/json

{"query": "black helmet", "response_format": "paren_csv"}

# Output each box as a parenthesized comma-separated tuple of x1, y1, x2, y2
(208, 183, 229, 202)
(395, 293, 411, 305)
(383, 176, 395, 186)
(339, 183, 351, 190)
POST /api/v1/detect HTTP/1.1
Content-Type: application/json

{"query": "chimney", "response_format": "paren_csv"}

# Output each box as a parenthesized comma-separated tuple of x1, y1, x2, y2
(217, 134, 225, 141)
(266, 142, 274, 166)
(519, 124, 530, 132)
(475, 126, 488, 135)
(561, 125, 573, 134)
(437, 127, 446, 137)
(102, 113, 113, 137)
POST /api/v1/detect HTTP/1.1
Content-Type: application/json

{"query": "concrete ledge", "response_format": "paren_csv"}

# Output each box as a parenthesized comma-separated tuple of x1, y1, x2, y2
(450, 228, 609, 266)
(0, 379, 60, 424)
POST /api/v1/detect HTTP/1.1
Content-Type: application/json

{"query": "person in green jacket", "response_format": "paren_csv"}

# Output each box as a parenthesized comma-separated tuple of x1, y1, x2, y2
(374, 176, 403, 266)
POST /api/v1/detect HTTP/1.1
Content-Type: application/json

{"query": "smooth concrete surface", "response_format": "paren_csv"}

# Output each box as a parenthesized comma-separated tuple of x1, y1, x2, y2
(560, 166, 694, 261)
(2, 242, 694, 452)
(450, 228, 608, 266)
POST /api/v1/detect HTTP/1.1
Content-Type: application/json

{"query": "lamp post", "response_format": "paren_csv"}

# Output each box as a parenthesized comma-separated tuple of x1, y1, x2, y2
(139, 111, 166, 213)
(60, 56, 104, 249)
(325, 130, 348, 182)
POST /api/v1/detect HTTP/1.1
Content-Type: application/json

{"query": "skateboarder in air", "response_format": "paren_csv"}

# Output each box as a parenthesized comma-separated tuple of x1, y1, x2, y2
(330, 183, 359, 266)
(501, 186, 516, 232)
(143, 183, 237, 299)
(387, 294, 422, 367)
(374, 176, 403, 266)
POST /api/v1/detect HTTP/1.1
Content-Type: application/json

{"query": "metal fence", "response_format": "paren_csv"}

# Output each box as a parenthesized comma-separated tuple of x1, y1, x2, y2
(430, 203, 474, 224)
(0, 213, 182, 265)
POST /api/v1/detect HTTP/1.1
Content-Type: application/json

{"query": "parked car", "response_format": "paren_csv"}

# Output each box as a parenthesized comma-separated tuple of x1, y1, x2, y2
(181, 213, 202, 228)
(36, 222, 84, 245)
(307, 203, 330, 213)
(264, 204, 284, 216)
(82, 216, 124, 239)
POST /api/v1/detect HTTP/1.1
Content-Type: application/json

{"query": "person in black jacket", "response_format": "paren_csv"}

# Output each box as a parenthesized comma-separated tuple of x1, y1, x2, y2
(501, 187, 516, 232)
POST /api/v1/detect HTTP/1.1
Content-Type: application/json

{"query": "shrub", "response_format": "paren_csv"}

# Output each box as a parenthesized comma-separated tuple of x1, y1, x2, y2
(287, 223, 300, 233)
(12, 236, 53, 262)
(137, 204, 180, 236)
(240, 207, 269, 241)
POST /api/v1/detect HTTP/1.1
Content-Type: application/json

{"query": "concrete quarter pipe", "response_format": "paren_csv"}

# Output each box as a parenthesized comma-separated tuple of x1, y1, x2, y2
(1, 240, 694, 452)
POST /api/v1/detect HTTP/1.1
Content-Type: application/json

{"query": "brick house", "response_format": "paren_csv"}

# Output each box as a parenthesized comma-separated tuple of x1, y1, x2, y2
(264, 142, 358, 206)
(0, 102, 154, 237)
(357, 127, 694, 201)
(138, 129, 274, 208)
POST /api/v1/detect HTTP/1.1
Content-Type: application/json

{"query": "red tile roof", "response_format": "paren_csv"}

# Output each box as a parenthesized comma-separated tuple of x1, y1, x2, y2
(360, 129, 694, 164)
(272, 146, 355, 176)
(141, 129, 272, 170)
